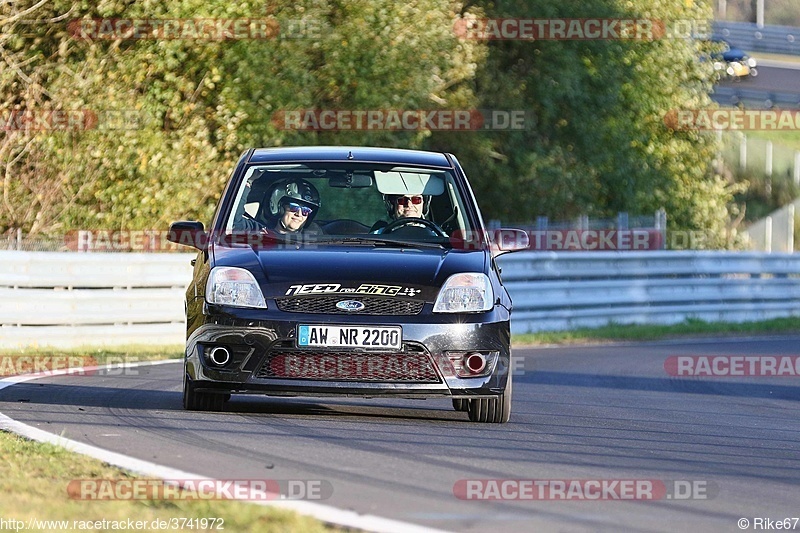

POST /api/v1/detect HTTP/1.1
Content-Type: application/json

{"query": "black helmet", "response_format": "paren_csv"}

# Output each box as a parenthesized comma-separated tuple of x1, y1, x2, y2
(269, 178, 321, 223)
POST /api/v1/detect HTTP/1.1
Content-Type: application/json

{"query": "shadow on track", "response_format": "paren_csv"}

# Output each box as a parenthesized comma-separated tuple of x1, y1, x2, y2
(0, 381, 465, 423)
(523, 371, 800, 401)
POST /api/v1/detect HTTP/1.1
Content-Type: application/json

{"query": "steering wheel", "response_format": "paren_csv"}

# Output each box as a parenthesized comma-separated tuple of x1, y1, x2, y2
(381, 217, 448, 238)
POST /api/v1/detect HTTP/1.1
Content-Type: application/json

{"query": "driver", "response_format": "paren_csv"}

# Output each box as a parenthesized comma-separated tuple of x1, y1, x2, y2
(371, 194, 429, 234)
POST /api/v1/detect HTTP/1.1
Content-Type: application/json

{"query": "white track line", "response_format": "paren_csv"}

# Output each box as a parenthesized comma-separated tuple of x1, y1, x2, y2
(0, 359, 451, 533)
(752, 58, 800, 70)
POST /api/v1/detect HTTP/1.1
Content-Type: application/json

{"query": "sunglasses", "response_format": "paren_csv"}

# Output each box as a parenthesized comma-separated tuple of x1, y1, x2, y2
(396, 196, 423, 207)
(286, 202, 313, 216)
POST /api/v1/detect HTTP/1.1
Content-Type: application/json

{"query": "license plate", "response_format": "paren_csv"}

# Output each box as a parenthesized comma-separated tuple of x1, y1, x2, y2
(297, 325, 402, 349)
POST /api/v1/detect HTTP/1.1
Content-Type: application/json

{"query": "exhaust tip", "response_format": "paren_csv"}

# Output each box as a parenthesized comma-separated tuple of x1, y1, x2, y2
(464, 352, 486, 374)
(208, 346, 231, 366)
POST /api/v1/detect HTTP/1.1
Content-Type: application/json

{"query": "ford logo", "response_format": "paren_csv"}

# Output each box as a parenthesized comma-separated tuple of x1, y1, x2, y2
(336, 300, 365, 312)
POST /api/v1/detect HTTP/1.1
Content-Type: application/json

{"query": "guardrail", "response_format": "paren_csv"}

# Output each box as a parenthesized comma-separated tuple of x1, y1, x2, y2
(2, 250, 799, 347)
(711, 86, 800, 109)
(0, 251, 194, 348)
(498, 251, 800, 333)
(713, 21, 800, 55)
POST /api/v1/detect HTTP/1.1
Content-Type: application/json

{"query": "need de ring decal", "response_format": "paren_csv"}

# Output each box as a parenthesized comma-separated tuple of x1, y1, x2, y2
(285, 283, 422, 297)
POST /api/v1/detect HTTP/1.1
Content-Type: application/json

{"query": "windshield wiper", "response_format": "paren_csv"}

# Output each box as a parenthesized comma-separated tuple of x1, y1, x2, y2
(320, 236, 447, 249)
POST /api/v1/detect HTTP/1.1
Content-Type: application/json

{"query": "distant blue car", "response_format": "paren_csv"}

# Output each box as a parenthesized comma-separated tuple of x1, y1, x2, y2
(711, 38, 758, 80)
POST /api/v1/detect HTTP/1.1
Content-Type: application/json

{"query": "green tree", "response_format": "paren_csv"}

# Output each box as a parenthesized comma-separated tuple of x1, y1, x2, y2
(1, 0, 482, 234)
(431, 0, 740, 248)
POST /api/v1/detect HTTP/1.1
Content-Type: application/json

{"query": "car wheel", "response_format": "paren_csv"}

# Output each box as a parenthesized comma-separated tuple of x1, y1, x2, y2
(183, 373, 225, 412)
(452, 398, 469, 412)
(468, 371, 512, 423)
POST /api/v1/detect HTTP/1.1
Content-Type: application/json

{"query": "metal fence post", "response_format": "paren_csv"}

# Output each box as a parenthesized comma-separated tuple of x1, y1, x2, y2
(794, 151, 800, 186)
(766, 140, 773, 176)
(766, 140, 773, 195)
(656, 209, 667, 250)
(617, 212, 628, 249)
(765, 216, 772, 253)
(740, 133, 747, 169)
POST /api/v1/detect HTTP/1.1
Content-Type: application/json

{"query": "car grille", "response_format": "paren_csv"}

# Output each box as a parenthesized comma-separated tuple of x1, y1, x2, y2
(255, 348, 440, 382)
(275, 296, 424, 315)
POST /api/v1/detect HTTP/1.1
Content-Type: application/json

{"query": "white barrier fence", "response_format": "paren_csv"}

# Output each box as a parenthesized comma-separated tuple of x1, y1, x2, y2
(498, 251, 800, 334)
(1, 250, 800, 347)
(0, 251, 194, 348)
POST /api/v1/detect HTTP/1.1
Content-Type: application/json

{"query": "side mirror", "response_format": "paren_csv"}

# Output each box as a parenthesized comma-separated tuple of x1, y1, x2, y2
(168, 221, 208, 251)
(492, 228, 529, 255)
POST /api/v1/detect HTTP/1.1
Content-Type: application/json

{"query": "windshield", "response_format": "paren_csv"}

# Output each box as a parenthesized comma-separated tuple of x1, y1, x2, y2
(223, 163, 475, 247)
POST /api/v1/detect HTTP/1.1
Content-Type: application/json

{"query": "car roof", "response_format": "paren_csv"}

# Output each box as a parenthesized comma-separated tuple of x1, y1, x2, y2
(248, 146, 453, 169)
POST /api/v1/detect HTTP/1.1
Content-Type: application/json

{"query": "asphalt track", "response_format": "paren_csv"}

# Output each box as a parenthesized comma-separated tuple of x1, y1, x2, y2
(718, 64, 800, 95)
(1, 336, 799, 532)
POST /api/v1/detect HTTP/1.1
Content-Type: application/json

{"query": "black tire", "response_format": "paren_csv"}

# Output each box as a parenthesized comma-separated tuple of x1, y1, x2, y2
(183, 373, 225, 412)
(452, 398, 470, 412)
(468, 372, 512, 423)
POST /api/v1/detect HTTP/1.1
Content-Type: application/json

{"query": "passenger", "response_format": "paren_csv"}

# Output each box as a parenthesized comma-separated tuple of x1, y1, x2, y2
(234, 177, 322, 235)
(270, 180, 322, 234)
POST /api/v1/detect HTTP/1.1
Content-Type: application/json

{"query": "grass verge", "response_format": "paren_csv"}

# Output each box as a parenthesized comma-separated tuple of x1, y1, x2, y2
(512, 317, 800, 346)
(0, 345, 184, 377)
(0, 344, 184, 360)
(0, 430, 332, 532)
(0, 346, 334, 531)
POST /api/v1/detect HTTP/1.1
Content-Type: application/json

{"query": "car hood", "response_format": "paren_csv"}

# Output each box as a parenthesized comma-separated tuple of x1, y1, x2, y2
(212, 244, 488, 301)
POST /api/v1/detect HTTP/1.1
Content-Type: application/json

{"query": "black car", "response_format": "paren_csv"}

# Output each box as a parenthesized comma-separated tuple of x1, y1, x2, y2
(168, 146, 528, 423)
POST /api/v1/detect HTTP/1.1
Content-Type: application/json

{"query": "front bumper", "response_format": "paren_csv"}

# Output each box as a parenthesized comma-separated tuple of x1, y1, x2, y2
(184, 303, 511, 399)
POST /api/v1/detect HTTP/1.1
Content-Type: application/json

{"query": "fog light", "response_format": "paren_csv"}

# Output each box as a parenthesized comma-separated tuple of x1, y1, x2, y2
(445, 351, 498, 378)
(465, 353, 486, 374)
(207, 346, 231, 367)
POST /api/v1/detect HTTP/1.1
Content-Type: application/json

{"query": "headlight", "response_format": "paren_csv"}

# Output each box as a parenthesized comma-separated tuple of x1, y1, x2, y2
(433, 273, 494, 313)
(747, 57, 757, 68)
(206, 267, 266, 308)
